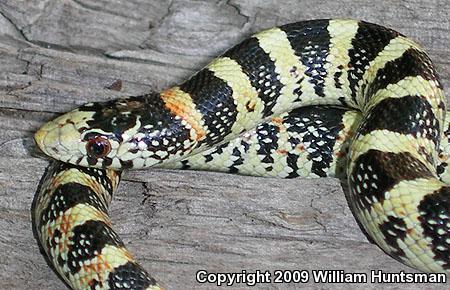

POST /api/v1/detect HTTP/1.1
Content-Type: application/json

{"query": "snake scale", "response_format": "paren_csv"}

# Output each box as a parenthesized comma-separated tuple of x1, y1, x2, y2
(33, 19, 449, 289)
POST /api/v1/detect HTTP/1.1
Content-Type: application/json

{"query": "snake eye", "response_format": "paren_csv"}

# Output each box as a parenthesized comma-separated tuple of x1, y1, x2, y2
(86, 136, 111, 158)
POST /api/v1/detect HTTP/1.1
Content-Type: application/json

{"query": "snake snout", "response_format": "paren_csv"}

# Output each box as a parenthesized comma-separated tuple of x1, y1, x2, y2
(34, 109, 90, 163)
(34, 127, 47, 151)
(34, 123, 54, 155)
(34, 122, 65, 159)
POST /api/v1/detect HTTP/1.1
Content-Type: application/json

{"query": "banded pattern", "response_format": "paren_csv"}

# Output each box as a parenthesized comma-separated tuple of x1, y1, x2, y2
(34, 19, 449, 289)
(167, 108, 450, 181)
(164, 106, 359, 179)
(34, 162, 161, 290)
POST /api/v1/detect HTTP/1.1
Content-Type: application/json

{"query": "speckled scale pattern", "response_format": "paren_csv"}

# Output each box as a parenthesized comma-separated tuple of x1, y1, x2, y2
(223, 36, 284, 117)
(418, 187, 450, 269)
(358, 95, 440, 141)
(256, 121, 280, 168)
(350, 150, 434, 210)
(366, 48, 440, 98)
(346, 21, 400, 104)
(280, 19, 331, 99)
(34, 162, 161, 290)
(34, 18, 450, 289)
(170, 108, 450, 180)
(167, 106, 354, 179)
(285, 106, 348, 177)
(179, 69, 237, 146)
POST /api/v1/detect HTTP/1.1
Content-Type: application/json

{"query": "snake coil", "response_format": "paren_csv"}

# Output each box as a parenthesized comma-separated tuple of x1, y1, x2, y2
(34, 19, 449, 289)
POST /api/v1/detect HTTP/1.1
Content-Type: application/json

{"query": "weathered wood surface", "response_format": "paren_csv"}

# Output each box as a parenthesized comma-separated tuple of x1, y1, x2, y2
(0, 0, 449, 289)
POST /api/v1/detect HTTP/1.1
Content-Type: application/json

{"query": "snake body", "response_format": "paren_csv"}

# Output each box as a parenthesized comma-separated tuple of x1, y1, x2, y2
(34, 19, 449, 289)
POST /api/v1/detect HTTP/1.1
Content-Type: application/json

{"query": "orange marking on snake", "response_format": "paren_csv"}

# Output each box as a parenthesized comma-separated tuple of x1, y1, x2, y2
(271, 117, 283, 125)
(80, 257, 112, 287)
(85, 257, 111, 273)
(46, 226, 53, 237)
(60, 214, 72, 234)
(160, 87, 206, 141)
(271, 117, 287, 133)
(296, 144, 305, 152)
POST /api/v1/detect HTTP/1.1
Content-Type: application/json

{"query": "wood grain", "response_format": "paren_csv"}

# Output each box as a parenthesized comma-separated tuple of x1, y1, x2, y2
(0, 0, 448, 289)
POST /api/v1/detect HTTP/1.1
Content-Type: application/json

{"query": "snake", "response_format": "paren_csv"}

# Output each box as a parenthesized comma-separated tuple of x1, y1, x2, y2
(32, 19, 449, 289)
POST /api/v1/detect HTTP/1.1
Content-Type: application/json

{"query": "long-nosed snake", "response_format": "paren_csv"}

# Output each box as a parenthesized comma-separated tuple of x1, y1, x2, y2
(33, 19, 449, 289)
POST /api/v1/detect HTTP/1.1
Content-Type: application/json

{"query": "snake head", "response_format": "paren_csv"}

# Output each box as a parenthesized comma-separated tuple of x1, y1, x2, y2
(34, 94, 192, 169)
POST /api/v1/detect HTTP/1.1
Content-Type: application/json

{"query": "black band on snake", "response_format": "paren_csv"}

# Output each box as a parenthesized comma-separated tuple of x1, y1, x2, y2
(33, 19, 449, 289)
